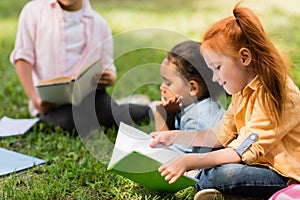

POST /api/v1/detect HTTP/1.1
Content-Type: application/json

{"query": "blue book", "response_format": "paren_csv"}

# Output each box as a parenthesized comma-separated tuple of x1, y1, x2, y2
(0, 147, 45, 176)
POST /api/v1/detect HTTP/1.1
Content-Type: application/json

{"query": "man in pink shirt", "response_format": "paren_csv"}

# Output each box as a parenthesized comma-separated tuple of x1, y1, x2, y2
(10, 0, 152, 133)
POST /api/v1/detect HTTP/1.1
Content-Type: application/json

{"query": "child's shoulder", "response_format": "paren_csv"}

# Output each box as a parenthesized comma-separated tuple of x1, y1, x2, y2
(22, 0, 49, 14)
(198, 98, 225, 109)
(25, 0, 47, 7)
(186, 98, 225, 117)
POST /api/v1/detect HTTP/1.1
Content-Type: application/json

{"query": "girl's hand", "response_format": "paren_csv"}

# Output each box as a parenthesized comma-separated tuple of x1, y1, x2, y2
(159, 95, 182, 114)
(149, 130, 177, 147)
(158, 155, 188, 184)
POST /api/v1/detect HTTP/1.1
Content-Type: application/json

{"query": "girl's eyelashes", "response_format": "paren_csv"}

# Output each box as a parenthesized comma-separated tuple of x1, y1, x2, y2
(162, 78, 171, 86)
(215, 65, 221, 70)
(164, 81, 171, 86)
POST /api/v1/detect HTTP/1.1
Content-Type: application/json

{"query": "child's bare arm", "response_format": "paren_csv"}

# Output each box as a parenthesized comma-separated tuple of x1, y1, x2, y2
(150, 129, 223, 148)
(159, 148, 241, 184)
(154, 95, 182, 131)
(154, 103, 176, 131)
(15, 59, 53, 114)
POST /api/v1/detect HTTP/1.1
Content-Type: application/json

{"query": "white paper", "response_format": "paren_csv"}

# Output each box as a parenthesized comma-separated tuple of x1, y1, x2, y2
(0, 116, 39, 137)
(0, 147, 45, 176)
(108, 122, 182, 168)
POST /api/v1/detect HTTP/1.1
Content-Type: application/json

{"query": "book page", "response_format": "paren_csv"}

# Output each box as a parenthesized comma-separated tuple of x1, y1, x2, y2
(108, 122, 182, 168)
(0, 116, 39, 137)
(72, 59, 102, 105)
(74, 59, 100, 79)
(37, 76, 73, 86)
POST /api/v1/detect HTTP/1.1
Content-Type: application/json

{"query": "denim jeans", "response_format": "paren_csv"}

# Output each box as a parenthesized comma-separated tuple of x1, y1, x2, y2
(194, 164, 288, 199)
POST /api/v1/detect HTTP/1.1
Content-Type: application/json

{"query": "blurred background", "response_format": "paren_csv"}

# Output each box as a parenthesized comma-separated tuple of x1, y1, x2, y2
(1, 0, 300, 117)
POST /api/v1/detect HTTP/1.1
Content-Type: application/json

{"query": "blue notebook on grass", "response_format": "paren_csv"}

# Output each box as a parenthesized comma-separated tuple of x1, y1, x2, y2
(0, 147, 45, 176)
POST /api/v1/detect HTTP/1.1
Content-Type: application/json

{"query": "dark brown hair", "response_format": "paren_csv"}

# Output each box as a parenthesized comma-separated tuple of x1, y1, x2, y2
(167, 40, 224, 100)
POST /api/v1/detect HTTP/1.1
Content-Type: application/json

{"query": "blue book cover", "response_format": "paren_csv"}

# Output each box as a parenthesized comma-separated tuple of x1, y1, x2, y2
(0, 147, 45, 176)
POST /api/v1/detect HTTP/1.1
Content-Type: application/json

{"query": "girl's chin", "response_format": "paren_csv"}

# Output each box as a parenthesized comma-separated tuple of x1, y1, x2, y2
(223, 85, 233, 95)
(224, 87, 238, 95)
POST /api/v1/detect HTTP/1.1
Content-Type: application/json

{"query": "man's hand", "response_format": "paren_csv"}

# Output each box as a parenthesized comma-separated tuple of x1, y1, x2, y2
(94, 69, 116, 87)
(33, 97, 53, 114)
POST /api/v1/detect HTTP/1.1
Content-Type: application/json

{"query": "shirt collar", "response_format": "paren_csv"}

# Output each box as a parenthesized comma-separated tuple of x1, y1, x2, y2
(48, 0, 59, 7)
(240, 75, 260, 96)
(82, 0, 94, 17)
(182, 98, 210, 114)
(48, 0, 93, 17)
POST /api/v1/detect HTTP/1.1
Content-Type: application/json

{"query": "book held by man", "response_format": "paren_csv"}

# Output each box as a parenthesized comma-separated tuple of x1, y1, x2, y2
(107, 123, 198, 192)
(36, 59, 102, 106)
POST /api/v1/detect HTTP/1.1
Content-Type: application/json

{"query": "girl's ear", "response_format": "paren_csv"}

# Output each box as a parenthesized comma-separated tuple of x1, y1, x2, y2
(189, 80, 200, 97)
(239, 47, 252, 66)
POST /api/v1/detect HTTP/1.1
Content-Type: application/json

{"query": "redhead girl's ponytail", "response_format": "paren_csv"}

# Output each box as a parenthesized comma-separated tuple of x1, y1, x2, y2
(233, 3, 289, 124)
(202, 2, 290, 124)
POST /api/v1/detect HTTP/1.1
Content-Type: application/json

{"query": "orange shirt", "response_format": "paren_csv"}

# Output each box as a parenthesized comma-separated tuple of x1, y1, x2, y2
(218, 76, 300, 183)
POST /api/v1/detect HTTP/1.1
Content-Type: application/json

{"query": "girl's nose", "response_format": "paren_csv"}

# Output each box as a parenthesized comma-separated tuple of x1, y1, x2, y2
(160, 84, 165, 91)
(212, 73, 219, 82)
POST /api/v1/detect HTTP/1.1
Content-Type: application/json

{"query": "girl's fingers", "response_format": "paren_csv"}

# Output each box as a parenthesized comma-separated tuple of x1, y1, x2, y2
(159, 166, 179, 184)
(168, 175, 179, 184)
(149, 138, 159, 147)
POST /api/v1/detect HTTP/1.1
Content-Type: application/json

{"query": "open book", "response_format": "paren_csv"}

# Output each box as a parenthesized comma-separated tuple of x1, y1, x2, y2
(36, 59, 102, 106)
(108, 123, 197, 192)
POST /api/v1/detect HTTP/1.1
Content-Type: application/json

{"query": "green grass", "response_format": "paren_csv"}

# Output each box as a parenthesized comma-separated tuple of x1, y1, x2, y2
(1, 0, 300, 199)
